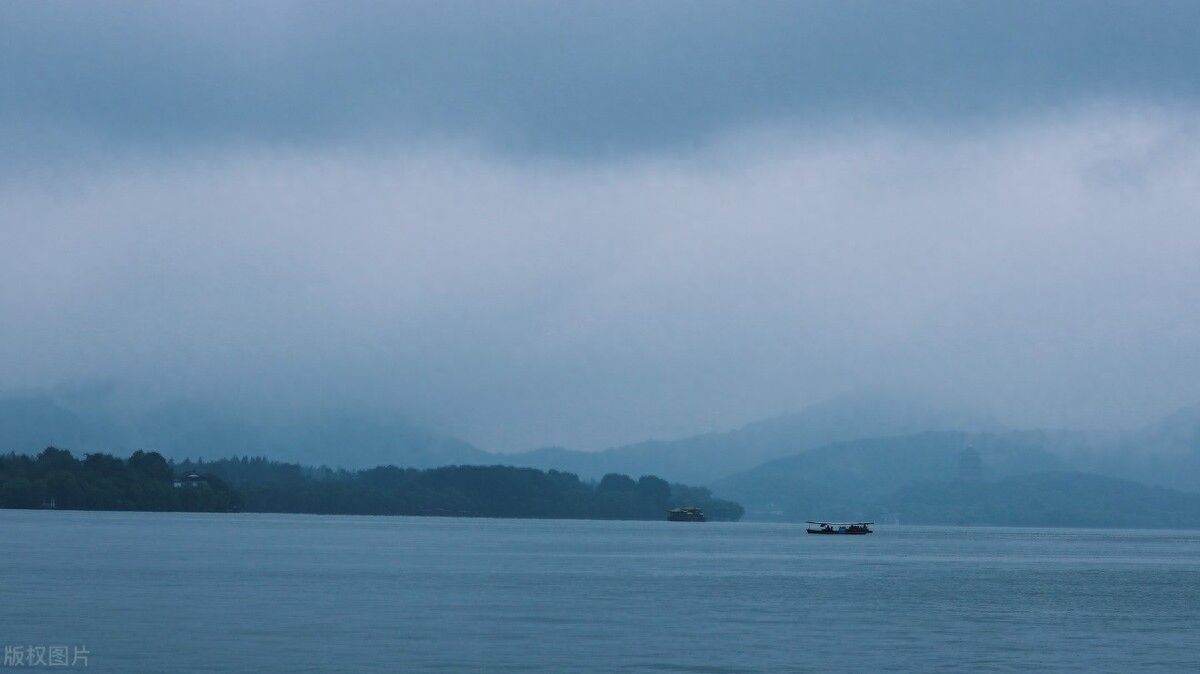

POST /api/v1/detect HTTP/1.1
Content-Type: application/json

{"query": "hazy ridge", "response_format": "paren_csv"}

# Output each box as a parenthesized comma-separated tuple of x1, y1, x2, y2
(3, 392, 1200, 527)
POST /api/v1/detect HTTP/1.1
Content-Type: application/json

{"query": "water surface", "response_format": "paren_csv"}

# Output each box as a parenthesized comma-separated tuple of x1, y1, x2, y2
(2, 511, 1197, 672)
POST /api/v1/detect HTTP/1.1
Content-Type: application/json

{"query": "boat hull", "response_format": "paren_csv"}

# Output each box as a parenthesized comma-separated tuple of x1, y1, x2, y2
(806, 528, 871, 535)
(668, 507, 706, 522)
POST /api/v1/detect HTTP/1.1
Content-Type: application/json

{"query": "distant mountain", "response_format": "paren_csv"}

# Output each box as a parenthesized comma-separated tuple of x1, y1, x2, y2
(710, 420, 1200, 526)
(506, 394, 999, 484)
(1051, 403, 1200, 493)
(137, 401, 493, 468)
(887, 472, 1200, 528)
(8, 385, 1200, 515)
(0, 394, 491, 469)
(711, 430, 1069, 521)
(1147, 402, 1200, 448)
(700, 400, 1200, 523)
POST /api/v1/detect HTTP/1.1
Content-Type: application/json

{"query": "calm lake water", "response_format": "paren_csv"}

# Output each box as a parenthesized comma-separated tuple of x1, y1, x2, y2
(2, 511, 1198, 673)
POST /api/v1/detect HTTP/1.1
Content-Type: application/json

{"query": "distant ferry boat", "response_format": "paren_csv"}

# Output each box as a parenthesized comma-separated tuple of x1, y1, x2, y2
(806, 521, 872, 535)
(668, 506, 706, 522)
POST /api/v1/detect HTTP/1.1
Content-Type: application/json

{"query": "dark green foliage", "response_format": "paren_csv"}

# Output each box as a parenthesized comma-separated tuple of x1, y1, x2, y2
(1, 448, 745, 521)
(636, 475, 671, 507)
(177, 457, 744, 521)
(127, 449, 174, 482)
(598, 473, 637, 492)
(0, 447, 239, 512)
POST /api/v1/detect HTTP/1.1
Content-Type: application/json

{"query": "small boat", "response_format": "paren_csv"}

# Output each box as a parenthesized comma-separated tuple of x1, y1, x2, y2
(668, 506, 706, 522)
(806, 521, 872, 535)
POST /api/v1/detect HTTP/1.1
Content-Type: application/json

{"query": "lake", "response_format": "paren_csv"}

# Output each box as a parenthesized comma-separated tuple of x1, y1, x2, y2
(2, 511, 1198, 672)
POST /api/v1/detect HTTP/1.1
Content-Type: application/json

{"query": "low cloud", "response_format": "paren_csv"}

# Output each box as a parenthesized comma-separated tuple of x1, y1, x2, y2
(3, 106, 1199, 451)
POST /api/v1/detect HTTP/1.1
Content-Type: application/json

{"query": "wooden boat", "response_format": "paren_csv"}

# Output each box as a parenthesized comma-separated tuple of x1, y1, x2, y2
(806, 521, 872, 535)
(668, 506, 706, 522)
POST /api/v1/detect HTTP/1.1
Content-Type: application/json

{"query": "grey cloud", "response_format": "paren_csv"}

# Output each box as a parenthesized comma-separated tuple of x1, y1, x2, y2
(3, 108, 1199, 451)
(4, 3, 1200, 455)
(3, 1, 1199, 159)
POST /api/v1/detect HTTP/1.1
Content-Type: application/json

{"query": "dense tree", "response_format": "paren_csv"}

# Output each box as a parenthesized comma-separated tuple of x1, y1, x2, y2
(128, 450, 173, 482)
(1, 448, 745, 521)
(0, 448, 239, 512)
(598, 473, 637, 493)
(636, 475, 671, 508)
(178, 457, 744, 521)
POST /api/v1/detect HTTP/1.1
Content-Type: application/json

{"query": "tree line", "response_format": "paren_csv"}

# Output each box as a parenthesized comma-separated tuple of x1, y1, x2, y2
(0, 447, 239, 512)
(177, 456, 743, 520)
(0, 449, 743, 521)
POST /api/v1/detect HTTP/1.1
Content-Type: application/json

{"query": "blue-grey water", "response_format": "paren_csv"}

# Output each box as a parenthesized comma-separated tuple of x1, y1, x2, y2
(2, 511, 1198, 673)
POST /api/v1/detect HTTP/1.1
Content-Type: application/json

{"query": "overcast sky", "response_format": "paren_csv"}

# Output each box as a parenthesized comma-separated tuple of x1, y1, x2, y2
(3, 1, 1200, 452)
